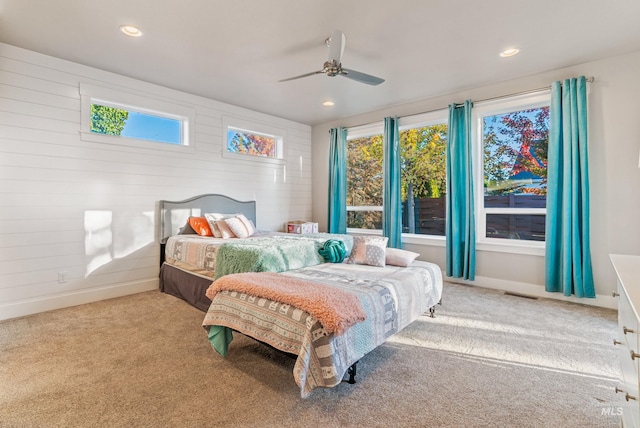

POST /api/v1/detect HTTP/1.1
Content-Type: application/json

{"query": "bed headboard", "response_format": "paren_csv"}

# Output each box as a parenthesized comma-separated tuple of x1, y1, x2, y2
(158, 194, 256, 244)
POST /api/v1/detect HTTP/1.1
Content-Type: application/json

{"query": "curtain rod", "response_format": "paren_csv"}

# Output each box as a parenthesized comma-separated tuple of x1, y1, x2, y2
(455, 76, 595, 107)
(343, 76, 595, 130)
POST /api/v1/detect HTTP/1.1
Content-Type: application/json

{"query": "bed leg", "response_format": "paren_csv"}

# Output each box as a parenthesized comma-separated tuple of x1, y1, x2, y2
(429, 298, 442, 318)
(346, 361, 358, 384)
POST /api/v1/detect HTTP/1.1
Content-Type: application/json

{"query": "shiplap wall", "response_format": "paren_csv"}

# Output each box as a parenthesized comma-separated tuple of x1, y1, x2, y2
(0, 43, 312, 320)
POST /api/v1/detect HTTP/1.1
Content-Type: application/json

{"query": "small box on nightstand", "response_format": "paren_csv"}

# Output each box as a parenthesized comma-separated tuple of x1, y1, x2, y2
(287, 221, 318, 234)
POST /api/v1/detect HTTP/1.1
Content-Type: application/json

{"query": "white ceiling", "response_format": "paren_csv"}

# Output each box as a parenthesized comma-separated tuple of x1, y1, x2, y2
(1, 0, 640, 125)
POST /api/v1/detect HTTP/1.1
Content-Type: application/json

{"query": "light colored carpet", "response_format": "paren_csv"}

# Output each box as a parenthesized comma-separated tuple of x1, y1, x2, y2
(0, 282, 622, 427)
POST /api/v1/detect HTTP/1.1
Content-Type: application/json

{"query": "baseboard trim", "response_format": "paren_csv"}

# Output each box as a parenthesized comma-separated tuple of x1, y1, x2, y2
(1, 275, 615, 322)
(0, 279, 159, 322)
(446, 275, 617, 310)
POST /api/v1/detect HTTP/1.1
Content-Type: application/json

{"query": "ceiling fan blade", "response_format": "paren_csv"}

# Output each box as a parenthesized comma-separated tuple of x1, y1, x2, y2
(278, 70, 324, 82)
(340, 68, 385, 85)
(327, 29, 346, 64)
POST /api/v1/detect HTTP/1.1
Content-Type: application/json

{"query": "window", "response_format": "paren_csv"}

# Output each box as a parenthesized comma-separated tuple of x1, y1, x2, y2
(345, 92, 548, 250)
(346, 114, 448, 235)
(80, 83, 194, 150)
(90, 103, 182, 145)
(222, 116, 285, 163)
(346, 129, 383, 230)
(227, 127, 279, 158)
(475, 92, 550, 244)
(399, 112, 447, 236)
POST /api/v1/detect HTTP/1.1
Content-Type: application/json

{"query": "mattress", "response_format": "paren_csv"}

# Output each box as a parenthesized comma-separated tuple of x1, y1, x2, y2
(164, 232, 353, 278)
(164, 235, 227, 278)
(161, 232, 354, 310)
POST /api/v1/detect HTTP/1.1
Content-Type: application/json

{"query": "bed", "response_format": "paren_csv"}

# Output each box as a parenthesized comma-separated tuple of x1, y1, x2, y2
(158, 194, 443, 396)
(158, 194, 353, 311)
(203, 261, 442, 397)
(158, 194, 260, 310)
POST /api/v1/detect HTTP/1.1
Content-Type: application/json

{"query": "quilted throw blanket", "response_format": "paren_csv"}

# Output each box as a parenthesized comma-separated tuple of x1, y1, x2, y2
(202, 261, 443, 397)
(214, 234, 352, 279)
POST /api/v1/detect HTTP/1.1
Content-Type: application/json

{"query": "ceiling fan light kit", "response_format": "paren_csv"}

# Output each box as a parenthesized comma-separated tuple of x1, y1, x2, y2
(279, 29, 384, 86)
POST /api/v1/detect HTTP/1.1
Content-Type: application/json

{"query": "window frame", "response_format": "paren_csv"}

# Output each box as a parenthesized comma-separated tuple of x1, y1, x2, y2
(345, 122, 384, 233)
(79, 83, 195, 151)
(345, 113, 450, 240)
(222, 115, 286, 164)
(398, 109, 448, 241)
(472, 90, 550, 255)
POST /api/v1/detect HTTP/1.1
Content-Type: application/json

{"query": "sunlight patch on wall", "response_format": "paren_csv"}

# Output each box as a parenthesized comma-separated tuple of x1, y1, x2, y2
(112, 210, 155, 259)
(169, 208, 201, 236)
(85, 210, 156, 276)
(84, 210, 113, 276)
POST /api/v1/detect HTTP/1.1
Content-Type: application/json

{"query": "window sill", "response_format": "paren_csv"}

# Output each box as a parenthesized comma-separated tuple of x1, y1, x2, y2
(346, 228, 382, 236)
(222, 150, 285, 165)
(401, 234, 446, 247)
(346, 228, 544, 256)
(346, 229, 446, 247)
(79, 131, 195, 152)
(477, 239, 545, 256)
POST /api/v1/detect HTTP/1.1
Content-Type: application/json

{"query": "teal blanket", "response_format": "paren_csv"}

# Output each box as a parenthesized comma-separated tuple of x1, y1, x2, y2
(214, 234, 352, 280)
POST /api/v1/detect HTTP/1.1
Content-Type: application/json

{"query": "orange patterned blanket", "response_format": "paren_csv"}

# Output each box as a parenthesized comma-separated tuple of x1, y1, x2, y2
(205, 272, 366, 335)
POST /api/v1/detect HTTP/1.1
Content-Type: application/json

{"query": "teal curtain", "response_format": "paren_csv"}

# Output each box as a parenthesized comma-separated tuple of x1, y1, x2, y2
(446, 100, 475, 280)
(328, 127, 347, 234)
(545, 76, 595, 297)
(383, 117, 402, 248)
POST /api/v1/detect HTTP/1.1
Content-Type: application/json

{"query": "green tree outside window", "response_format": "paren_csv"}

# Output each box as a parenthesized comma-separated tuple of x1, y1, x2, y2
(90, 104, 129, 136)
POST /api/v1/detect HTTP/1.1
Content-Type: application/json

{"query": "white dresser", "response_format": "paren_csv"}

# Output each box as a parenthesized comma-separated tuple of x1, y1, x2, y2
(611, 254, 640, 427)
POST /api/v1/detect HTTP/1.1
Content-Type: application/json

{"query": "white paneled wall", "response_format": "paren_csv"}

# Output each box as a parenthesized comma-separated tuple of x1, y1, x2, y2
(0, 43, 312, 320)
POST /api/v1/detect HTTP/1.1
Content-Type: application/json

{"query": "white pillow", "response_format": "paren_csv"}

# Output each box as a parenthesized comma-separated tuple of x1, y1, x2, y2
(204, 213, 235, 238)
(347, 236, 388, 267)
(224, 214, 255, 238)
(385, 248, 419, 267)
(215, 219, 236, 239)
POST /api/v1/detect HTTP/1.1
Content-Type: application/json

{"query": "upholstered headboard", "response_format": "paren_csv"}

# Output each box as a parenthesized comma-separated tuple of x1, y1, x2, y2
(158, 194, 256, 244)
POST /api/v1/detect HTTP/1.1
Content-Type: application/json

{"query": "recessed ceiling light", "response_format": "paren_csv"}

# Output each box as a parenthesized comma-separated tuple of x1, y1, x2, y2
(322, 101, 335, 107)
(120, 25, 142, 37)
(500, 48, 519, 58)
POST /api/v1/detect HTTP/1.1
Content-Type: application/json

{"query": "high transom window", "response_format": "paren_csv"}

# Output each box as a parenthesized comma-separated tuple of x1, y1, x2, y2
(227, 127, 279, 159)
(90, 102, 183, 145)
(222, 116, 285, 163)
(80, 83, 194, 150)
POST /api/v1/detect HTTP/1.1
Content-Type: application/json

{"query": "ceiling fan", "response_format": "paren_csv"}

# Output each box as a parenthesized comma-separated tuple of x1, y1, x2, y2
(279, 30, 385, 86)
